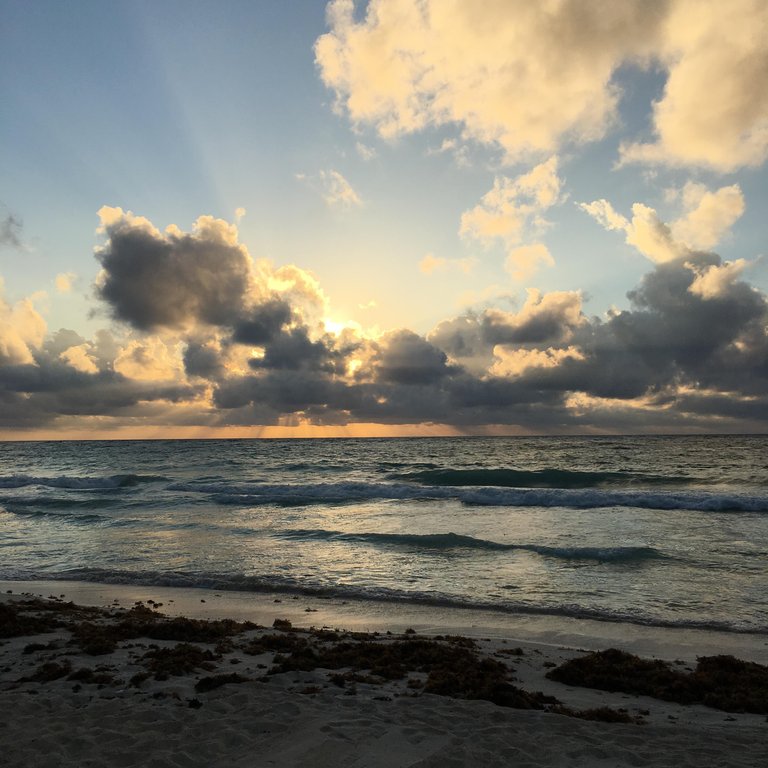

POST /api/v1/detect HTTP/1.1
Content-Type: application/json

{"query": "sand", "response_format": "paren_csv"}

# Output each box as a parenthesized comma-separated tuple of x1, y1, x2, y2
(1, 581, 767, 768)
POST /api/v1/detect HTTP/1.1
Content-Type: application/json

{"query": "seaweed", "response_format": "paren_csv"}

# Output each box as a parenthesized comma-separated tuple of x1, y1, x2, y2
(20, 660, 72, 682)
(240, 633, 309, 655)
(268, 635, 560, 710)
(67, 605, 256, 655)
(546, 649, 768, 714)
(0, 602, 61, 638)
(140, 643, 219, 680)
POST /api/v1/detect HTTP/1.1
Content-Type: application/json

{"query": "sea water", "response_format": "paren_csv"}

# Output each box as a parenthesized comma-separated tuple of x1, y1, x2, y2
(1, 436, 766, 633)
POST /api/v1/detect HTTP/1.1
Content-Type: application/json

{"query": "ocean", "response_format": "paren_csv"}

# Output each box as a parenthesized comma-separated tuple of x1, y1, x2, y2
(1, 436, 766, 634)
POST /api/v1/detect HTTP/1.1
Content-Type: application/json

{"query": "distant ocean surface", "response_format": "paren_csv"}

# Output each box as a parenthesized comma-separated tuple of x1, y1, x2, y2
(1, 436, 767, 633)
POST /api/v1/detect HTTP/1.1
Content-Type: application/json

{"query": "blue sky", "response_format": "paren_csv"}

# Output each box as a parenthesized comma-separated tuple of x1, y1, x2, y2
(1, 0, 767, 437)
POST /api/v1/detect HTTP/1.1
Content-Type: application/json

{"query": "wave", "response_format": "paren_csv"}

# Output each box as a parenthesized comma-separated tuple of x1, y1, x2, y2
(393, 467, 703, 489)
(271, 528, 664, 562)
(0, 474, 167, 490)
(0, 495, 124, 510)
(169, 480, 768, 512)
(0, 506, 110, 524)
(3, 567, 764, 635)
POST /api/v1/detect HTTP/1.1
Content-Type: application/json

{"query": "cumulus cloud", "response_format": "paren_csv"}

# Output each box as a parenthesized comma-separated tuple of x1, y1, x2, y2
(483, 290, 584, 345)
(316, 0, 659, 162)
(59, 344, 99, 375)
(489, 345, 584, 378)
(505, 244, 555, 282)
(670, 183, 745, 251)
(372, 329, 456, 385)
(460, 158, 562, 243)
(460, 157, 562, 278)
(95, 207, 257, 331)
(620, 0, 768, 171)
(0, 283, 46, 365)
(687, 259, 750, 299)
(580, 182, 745, 263)
(3, 203, 767, 433)
(114, 338, 184, 382)
(317, 0, 768, 171)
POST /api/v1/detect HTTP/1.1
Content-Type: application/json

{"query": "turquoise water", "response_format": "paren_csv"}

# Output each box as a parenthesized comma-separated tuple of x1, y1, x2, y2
(1, 436, 766, 632)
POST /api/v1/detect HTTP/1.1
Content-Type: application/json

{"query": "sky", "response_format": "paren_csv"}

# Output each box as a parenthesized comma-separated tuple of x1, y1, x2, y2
(1, 0, 767, 438)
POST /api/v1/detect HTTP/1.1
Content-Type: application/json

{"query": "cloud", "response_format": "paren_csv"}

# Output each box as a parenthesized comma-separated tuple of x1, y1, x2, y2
(316, 0, 659, 162)
(505, 244, 555, 282)
(372, 329, 456, 385)
(460, 158, 562, 243)
(670, 183, 745, 251)
(580, 183, 745, 263)
(489, 345, 584, 378)
(620, 0, 768, 171)
(428, 313, 493, 375)
(3, 202, 767, 433)
(55, 272, 77, 293)
(483, 289, 584, 345)
(460, 157, 562, 278)
(59, 344, 99, 375)
(298, 170, 363, 209)
(317, 0, 768, 171)
(687, 259, 750, 300)
(0, 212, 25, 250)
(114, 338, 184, 382)
(231, 299, 294, 345)
(95, 207, 257, 331)
(0, 283, 46, 365)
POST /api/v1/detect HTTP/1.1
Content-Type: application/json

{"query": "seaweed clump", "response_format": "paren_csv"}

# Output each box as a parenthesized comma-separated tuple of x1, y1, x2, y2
(270, 636, 558, 710)
(546, 649, 768, 714)
(69, 604, 256, 655)
(141, 643, 219, 680)
(0, 601, 62, 638)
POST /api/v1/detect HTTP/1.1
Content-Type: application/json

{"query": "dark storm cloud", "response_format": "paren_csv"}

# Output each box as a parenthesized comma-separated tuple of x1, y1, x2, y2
(193, 250, 768, 432)
(427, 314, 494, 374)
(231, 299, 293, 345)
(562, 254, 768, 400)
(183, 338, 226, 379)
(482, 294, 582, 345)
(4, 203, 768, 433)
(428, 291, 583, 375)
(0, 354, 202, 428)
(95, 215, 253, 331)
(372, 330, 457, 385)
(248, 327, 350, 374)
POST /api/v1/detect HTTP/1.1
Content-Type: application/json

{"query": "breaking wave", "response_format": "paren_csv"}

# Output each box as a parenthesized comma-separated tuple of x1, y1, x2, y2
(393, 467, 704, 489)
(271, 528, 665, 562)
(168, 480, 768, 512)
(0, 474, 167, 490)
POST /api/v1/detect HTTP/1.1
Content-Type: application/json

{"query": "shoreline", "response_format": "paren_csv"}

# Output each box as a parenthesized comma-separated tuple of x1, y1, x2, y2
(4, 578, 768, 664)
(2, 584, 767, 767)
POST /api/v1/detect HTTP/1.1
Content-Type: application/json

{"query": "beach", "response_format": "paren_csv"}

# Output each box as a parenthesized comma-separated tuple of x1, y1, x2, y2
(2, 582, 767, 768)
(2, 437, 767, 765)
